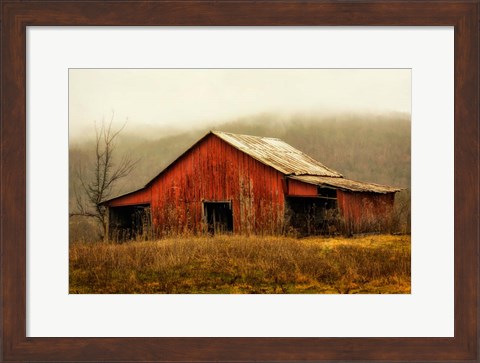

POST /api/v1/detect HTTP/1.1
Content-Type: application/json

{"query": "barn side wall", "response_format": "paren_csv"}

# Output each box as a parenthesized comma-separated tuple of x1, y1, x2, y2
(150, 134, 286, 235)
(106, 187, 152, 207)
(337, 190, 395, 232)
(287, 179, 317, 196)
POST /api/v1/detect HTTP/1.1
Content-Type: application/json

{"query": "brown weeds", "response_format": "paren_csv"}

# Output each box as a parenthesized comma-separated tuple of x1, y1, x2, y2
(69, 235, 411, 294)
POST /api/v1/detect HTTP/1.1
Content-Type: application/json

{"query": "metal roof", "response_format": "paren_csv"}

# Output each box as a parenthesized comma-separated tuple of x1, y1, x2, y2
(212, 131, 342, 177)
(288, 175, 402, 194)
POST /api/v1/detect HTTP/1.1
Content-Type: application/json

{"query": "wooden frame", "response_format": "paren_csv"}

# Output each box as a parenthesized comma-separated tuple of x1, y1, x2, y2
(1, 1, 478, 361)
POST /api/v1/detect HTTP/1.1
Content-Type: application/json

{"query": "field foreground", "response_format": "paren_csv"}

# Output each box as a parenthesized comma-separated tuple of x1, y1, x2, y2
(70, 235, 411, 294)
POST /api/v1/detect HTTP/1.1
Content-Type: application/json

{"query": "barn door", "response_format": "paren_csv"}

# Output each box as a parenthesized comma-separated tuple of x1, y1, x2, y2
(203, 201, 233, 234)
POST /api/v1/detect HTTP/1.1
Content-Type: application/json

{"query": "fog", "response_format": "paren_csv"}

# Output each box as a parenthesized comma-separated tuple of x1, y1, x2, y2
(69, 69, 411, 142)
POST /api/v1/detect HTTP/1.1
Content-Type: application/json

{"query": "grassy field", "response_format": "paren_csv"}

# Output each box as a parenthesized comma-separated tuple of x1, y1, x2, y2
(69, 234, 410, 294)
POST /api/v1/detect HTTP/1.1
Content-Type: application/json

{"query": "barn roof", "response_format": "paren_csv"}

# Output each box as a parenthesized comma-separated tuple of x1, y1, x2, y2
(212, 131, 342, 177)
(288, 175, 402, 194)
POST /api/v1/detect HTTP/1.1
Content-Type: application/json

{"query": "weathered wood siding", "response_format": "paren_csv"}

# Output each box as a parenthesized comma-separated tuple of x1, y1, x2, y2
(337, 190, 395, 231)
(149, 133, 286, 235)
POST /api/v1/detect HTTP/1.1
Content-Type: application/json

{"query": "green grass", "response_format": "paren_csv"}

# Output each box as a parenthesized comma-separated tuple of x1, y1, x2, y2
(69, 234, 411, 294)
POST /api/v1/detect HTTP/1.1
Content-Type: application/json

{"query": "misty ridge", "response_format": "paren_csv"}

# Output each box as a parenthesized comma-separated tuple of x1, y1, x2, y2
(69, 112, 411, 208)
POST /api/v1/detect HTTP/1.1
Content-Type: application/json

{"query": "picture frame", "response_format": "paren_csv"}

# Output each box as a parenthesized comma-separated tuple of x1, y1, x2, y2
(1, 1, 478, 362)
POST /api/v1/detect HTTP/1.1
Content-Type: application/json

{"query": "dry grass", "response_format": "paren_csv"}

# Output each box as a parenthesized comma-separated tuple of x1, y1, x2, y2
(69, 234, 410, 294)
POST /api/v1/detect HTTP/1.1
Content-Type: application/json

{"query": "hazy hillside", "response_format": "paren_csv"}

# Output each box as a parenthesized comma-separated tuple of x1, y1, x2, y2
(69, 113, 411, 240)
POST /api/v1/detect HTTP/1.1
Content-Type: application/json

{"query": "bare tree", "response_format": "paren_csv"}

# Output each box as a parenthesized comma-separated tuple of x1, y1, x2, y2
(71, 117, 137, 239)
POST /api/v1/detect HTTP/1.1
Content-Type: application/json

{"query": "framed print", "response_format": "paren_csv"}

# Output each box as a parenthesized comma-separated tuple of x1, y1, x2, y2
(1, 1, 478, 362)
(31, 30, 442, 338)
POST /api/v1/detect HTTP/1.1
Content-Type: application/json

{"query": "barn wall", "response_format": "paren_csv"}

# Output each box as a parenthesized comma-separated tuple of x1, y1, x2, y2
(337, 190, 395, 232)
(107, 187, 152, 207)
(149, 134, 286, 235)
(287, 179, 317, 196)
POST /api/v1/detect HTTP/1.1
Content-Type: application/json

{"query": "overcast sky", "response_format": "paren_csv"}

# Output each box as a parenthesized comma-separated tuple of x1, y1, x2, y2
(69, 69, 411, 141)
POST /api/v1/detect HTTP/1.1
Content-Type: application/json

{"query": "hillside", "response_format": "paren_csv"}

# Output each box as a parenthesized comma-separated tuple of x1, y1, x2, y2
(70, 113, 410, 194)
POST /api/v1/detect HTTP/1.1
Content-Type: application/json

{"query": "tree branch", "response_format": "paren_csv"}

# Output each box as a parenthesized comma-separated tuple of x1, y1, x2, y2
(71, 114, 137, 239)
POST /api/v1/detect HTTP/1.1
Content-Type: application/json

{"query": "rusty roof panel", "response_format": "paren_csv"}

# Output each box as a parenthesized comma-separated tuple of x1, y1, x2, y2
(289, 175, 402, 194)
(212, 131, 343, 177)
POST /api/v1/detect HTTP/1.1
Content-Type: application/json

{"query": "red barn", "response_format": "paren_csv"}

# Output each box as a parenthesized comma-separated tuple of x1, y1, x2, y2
(100, 131, 401, 240)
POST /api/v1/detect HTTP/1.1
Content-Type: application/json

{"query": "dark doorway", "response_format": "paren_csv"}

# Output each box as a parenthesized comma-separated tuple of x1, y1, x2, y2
(109, 204, 151, 241)
(203, 201, 233, 234)
(285, 197, 338, 236)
